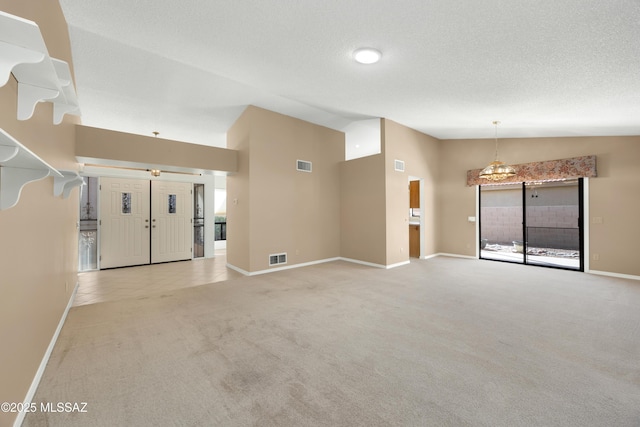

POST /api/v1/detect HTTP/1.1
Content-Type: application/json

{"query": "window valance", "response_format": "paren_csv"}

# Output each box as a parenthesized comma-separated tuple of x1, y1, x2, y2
(466, 155, 597, 186)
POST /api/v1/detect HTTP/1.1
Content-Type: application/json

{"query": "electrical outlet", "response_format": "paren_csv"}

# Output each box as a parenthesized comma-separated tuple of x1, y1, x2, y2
(592, 253, 600, 261)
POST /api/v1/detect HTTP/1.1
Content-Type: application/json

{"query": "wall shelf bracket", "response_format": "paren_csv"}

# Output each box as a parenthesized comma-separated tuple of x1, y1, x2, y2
(0, 11, 80, 124)
(0, 128, 63, 210)
(0, 11, 48, 86)
(0, 41, 45, 87)
(17, 82, 60, 121)
(54, 170, 84, 199)
(0, 167, 51, 210)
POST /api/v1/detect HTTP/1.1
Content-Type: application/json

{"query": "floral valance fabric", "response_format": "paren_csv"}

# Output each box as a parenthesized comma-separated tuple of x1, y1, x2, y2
(467, 155, 597, 186)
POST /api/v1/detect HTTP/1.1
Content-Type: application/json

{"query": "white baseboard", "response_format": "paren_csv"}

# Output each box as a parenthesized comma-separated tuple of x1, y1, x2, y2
(339, 257, 386, 269)
(228, 256, 415, 275)
(227, 257, 342, 276)
(226, 263, 250, 275)
(14, 282, 78, 427)
(229, 253, 489, 276)
(384, 260, 411, 269)
(434, 253, 477, 260)
(588, 270, 640, 281)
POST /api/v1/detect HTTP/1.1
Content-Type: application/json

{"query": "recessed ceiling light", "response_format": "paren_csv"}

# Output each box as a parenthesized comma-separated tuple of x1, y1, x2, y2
(353, 48, 382, 64)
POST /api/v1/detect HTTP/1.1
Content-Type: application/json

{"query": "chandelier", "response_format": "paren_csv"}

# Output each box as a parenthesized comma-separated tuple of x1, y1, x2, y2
(479, 121, 516, 181)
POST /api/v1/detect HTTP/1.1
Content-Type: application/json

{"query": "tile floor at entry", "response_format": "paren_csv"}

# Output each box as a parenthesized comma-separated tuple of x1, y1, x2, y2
(74, 250, 242, 306)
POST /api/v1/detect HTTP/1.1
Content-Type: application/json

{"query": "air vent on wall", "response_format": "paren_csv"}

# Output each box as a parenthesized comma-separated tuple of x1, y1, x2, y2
(296, 160, 312, 172)
(269, 253, 287, 266)
(394, 159, 405, 172)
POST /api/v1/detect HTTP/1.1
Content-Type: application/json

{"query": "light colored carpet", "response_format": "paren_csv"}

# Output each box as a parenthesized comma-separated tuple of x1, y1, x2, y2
(24, 257, 640, 426)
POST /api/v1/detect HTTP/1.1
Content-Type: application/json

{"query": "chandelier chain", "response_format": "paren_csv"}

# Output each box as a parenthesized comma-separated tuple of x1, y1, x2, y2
(493, 120, 500, 161)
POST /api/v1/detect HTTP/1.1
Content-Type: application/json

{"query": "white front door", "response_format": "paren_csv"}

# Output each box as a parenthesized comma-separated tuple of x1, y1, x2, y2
(100, 177, 151, 268)
(151, 180, 192, 263)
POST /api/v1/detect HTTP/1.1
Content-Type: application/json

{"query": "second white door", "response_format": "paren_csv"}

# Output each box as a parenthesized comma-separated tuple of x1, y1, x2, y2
(151, 180, 192, 263)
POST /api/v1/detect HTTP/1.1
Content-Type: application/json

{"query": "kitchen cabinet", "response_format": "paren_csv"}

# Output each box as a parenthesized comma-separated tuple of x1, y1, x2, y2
(410, 180, 419, 208)
(409, 224, 420, 258)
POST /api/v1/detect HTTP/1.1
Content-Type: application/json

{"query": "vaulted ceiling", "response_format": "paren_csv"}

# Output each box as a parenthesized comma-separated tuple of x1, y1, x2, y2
(59, 0, 640, 148)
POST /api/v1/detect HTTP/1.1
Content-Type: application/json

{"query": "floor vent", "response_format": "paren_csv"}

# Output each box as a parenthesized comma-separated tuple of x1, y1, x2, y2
(394, 159, 405, 172)
(269, 253, 287, 266)
(296, 160, 312, 172)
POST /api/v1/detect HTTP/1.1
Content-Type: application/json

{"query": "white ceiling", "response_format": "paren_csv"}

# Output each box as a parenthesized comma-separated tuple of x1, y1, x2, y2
(59, 0, 640, 148)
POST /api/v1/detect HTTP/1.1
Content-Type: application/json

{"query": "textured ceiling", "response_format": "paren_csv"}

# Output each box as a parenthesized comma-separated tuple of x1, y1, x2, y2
(59, 0, 640, 147)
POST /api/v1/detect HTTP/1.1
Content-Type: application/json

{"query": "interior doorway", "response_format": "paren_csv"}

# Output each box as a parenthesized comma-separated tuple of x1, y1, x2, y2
(409, 177, 422, 258)
(479, 179, 584, 271)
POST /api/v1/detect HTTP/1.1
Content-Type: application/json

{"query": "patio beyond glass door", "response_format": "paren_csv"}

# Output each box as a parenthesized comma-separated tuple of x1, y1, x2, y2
(479, 183, 524, 264)
(524, 180, 582, 269)
(480, 179, 583, 271)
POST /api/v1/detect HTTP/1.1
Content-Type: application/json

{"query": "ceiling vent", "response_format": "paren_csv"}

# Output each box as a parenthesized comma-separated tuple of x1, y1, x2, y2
(269, 253, 287, 266)
(394, 159, 405, 172)
(296, 160, 312, 172)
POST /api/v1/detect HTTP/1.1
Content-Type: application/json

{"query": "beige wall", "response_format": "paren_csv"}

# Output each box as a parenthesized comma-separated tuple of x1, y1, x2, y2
(439, 136, 640, 276)
(76, 125, 237, 174)
(0, 1, 79, 426)
(382, 119, 440, 264)
(339, 119, 441, 267)
(339, 151, 387, 265)
(227, 106, 343, 272)
(226, 108, 252, 271)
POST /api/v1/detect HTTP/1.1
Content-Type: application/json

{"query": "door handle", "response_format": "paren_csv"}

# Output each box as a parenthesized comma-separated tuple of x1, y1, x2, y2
(145, 225, 149, 229)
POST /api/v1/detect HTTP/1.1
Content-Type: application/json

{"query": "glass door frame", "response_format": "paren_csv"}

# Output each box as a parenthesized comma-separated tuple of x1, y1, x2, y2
(479, 178, 584, 272)
(193, 183, 205, 258)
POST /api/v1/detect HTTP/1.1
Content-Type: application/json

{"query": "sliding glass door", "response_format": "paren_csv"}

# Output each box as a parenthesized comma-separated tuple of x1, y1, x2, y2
(524, 180, 583, 269)
(479, 183, 524, 263)
(480, 179, 583, 271)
